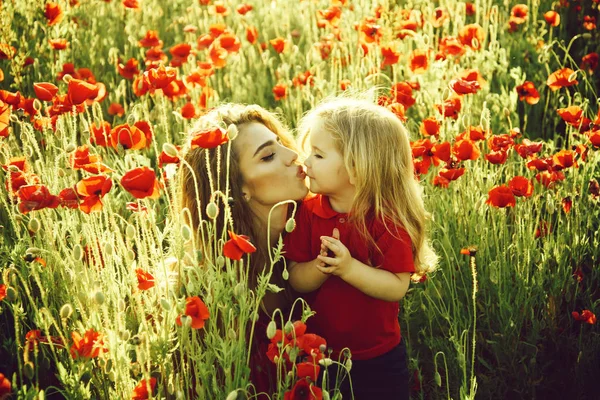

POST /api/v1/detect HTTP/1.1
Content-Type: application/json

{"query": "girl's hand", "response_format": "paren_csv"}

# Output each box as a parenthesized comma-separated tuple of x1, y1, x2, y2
(316, 229, 355, 278)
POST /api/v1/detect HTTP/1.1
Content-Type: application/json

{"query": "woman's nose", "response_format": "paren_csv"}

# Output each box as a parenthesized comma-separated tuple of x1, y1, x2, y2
(285, 148, 299, 165)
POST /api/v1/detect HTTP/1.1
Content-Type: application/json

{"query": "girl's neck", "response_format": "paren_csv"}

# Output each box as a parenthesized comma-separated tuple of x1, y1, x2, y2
(327, 191, 354, 214)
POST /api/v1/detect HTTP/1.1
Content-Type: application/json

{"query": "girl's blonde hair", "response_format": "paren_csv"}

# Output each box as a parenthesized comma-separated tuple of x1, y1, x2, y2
(298, 97, 438, 276)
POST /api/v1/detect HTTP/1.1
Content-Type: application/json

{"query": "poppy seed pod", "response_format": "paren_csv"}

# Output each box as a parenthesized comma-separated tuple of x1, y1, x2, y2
(284, 320, 293, 335)
(162, 143, 179, 158)
(266, 320, 277, 339)
(60, 303, 73, 319)
(233, 282, 244, 298)
(57, 168, 65, 178)
(227, 124, 238, 140)
(104, 242, 114, 257)
(285, 217, 296, 233)
(206, 202, 219, 219)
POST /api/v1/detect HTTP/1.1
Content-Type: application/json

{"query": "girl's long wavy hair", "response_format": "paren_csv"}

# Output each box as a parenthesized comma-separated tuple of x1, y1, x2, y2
(298, 97, 438, 277)
(178, 103, 298, 291)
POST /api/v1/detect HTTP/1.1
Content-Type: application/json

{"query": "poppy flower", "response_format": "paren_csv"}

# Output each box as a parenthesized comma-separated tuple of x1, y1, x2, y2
(33, 82, 58, 102)
(465, 2, 476, 15)
(17, 185, 61, 214)
(359, 18, 382, 43)
(292, 71, 313, 88)
(126, 202, 149, 213)
(544, 11, 560, 27)
(176, 296, 210, 329)
(438, 36, 465, 57)
(273, 83, 288, 101)
(458, 23, 484, 50)
(515, 81, 540, 105)
(58, 187, 80, 209)
(583, 16, 596, 31)
(123, 0, 139, 9)
(391, 82, 415, 109)
(70, 329, 105, 359)
(386, 103, 406, 122)
(283, 378, 322, 400)
(562, 197, 572, 213)
(0, 43, 16, 60)
(218, 33, 241, 54)
(237, 3, 253, 15)
(452, 139, 480, 161)
(552, 150, 577, 170)
(110, 123, 147, 150)
(535, 220, 552, 238)
(572, 310, 597, 325)
(0, 284, 6, 302)
(145, 65, 177, 90)
(136, 268, 155, 290)
(547, 68, 578, 91)
(535, 170, 565, 188)
(181, 102, 196, 119)
(587, 129, 600, 148)
(2, 157, 27, 172)
(158, 147, 181, 168)
(486, 185, 516, 208)
(108, 103, 125, 117)
(557, 106, 583, 126)
(485, 149, 509, 165)
(439, 166, 465, 181)
(580, 52, 599, 74)
(208, 42, 228, 68)
(67, 79, 99, 105)
(458, 126, 487, 141)
(0, 372, 11, 398)
(270, 37, 287, 54)
(432, 7, 449, 27)
(508, 176, 533, 197)
(420, 117, 440, 137)
(450, 78, 481, 95)
(88, 121, 111, 147)
(117, 58, 140, 80)
(223, 230, 257, 261)
(488, 134, 514, 152)
(76, 175, 113, 213)
(132, 378, 157, 400)
(436, 96, 461, 119)
(49, 38, 69, 50)
(408, 49, 429, 74)
(381, 45, 400, 67)
(190, 126, 228, 149)
(45, 2, 63, 26)
(69, 145, 111, 173)
(246, 26, 259, 44)
(0, 100, 10, 138)
(121, 166, 161, 199)
(432, 174, 450, 188)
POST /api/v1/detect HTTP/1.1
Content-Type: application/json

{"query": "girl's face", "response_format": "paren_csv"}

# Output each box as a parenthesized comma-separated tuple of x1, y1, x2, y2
(235, 122, 308, 209)
(304, 118, 354, 198)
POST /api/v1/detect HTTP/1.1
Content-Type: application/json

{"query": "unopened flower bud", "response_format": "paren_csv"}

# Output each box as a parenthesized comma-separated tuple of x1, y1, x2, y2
(126, 225, 136, 239)
(73, 244, 83, 261)
(163, 143, 179, 158)
(285, 218, 296, 233)
(24, 361, 35, 379)
(581, 33, 592, 40)
(266, 321, 277, 339)
(206, 202, 219, 219)
(568, 71, 578, 83)
(119, 330, 131, 341)
(27, 218, 40, 233)
(228, 328, 236, 340)
(216, 255, 225, 268)
(180, 315, 192, 328)
(93, 291, 105, 305)
(344, 358, 353, 371)
(126, 250, 135, 262)
(65, 144, 76, 153)
(318, 358, 333, 367)
(104, 242, 114, 257)
(434, 371, 442, 387)
(227, 124, 238, 140)
(181, 224, 192, 242)
(226, 390, 239, 400)
(33, 99, 42, 112)
(547, 193, 555, 214)
(6, 286, 17, 302)
(60, 303, 73, 319)
(233, 282, 244, 298)
(160, 298, 171, 311)
(62, 74, 73, 84)
(9, 114, 19, 123)
(282, 269, 289, 281)
(57, 168, 65, 178)
(284, 321, 293, 335)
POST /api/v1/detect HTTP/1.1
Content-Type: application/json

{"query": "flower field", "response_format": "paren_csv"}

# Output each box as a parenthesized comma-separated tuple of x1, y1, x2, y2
(0, 0, 599, 399)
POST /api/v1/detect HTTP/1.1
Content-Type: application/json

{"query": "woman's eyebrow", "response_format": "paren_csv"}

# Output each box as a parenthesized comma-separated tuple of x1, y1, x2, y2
(253, 140, 276, 157)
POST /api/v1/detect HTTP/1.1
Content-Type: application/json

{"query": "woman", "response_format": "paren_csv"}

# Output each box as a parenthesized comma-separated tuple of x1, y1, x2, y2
(178, 103, 309, 395)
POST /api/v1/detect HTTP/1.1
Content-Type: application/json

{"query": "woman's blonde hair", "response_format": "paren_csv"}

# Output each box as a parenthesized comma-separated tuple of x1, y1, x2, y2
(178, 103, 298, 288)
(298, 97, 438, 276)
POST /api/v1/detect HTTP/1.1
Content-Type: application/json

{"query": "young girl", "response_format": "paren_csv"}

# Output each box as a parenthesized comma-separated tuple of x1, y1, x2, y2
(283, 97, 438, 399)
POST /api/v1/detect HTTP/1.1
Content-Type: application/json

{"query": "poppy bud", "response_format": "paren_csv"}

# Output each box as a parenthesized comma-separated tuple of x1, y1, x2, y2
(6, 286, 17, 302)
(126, 224, 136, 239)
(7, 165, 19, 172)
(582, 33, 592, 40)
(228, 328, 236, 340)
(26, 247, 41, 256)
(345, 358, 353, 371)
(285, 217, 296, 233)
(119, 330, 130, 341)
(226, 390, 239, 400)
(65, 143, 76, 153)
(282, 268, 289, 280)
(180, 315, 192, 328)
(24, 361, 35, 379)
(104, 242, 114, 257)
(319, 358, 333, 367)
(181, 224, 192, 242)
(94, 291, 105, 305)
(163, 143, 179, 158)
(28, 218, 40, 233)
(33, 99, 42, 112)
(126, 250, 135, 262)
(227, 124, 238, 140)
(57, 168, 65, 177)
(216, 255, 225, 268)
(319, 344, 326, 353)
(160, 298, 171, 311)
(60, 303, 73, 319)
(9, 114, 18, 123)
(284, 320, 293, 335)
(73, 244, 83, 261)
(206, 202, 219, 219)
(233, 282, 244, 298)
(434, 371, 442, 386)
(546, 193, 555, 214)
(322, 392, 330, 400)
(62, 74, 73, 84)
(266, 320, 277, 339)
(568, 71, 578, 83)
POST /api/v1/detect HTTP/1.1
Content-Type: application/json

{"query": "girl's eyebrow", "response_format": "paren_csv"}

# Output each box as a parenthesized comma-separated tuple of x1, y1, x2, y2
(312, 145, 324, 153)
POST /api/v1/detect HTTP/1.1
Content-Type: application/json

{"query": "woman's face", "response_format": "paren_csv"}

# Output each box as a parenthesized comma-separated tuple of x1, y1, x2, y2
(235, 122, 308, 210)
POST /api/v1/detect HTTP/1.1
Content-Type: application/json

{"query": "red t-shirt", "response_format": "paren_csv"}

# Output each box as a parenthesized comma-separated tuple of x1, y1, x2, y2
(283, 194, 415, 360)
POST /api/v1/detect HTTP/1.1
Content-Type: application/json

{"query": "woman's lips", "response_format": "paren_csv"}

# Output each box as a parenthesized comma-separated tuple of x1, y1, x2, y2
(297, 165, 306, 179)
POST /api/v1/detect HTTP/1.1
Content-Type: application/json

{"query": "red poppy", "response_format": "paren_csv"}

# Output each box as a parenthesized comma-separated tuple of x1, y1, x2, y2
(486, 185, 516, 208)
(45, 2, 63, 26)
(145, 65, 177, 90)
(33, 82, 58, 102)
(514, 139, 543, 159)
(218, 33, 241, 54)
(208, 42, 228, 68)
(515, 81, 540, 105)
(190, 126, 228, 149)
(452, 139, 480, 161)
(458, 23, 484, 50)
(89, 121, 111, 147)
(126, 202, 149, 213)
(436, 96, 461, 119)
(457, 126, 487, 141)
(438, 36, 465, 57)
(590, 179, 600, 199)
(2, 157, 27, 172)
(572, 310, 597, 325)
(49, 38, 69, 50)
(136, 268, 155, 290)
(485, 149, 509, 165)
(439, 166, 465, 181)
(246, 26, 259, 44)
(420, 117, 440, 137)
(488, 134, 514, 152)
(121, 166, 161, 199)
(583, 16, 596, 31)
(237, 3, 253, 15)
(408, 49, 429, 73)
(107, 103, 124, 117)
(223, 231, 257, 260)
(587, 129, 600, 148)
(450, 78, 481, 95)
(0, 284, 6, 302)
(359, 18, 382, 43)
(562, 197, 572, 213)
(123, 0, 139, 9)
(69, 145, 112, 173)
(176, 296, 210, 329)
(110, 123, 147, 150)
(535, 220, 552, 238)
(527, 158, 552, 172)
(158, 147, 181, 168)
(270, 37, 287, 54)
(387, 103, 406, 122)
(381, 45, 400, 67)
(544, 10, 560, 27)
(67, 79, 99, 105)
(0, 372, 11, 398)
(547, 68, 578, 91)
(17, 185, 61, 214)
(0, 100, 10, 138)
(296, 361, 320, 382)
(391, 82, 415, 109)
(581, 52, 599, 74)
(132, 378, 157, 400)
(181, 102, 196, 119)
(508, 176, 533, 197)
(117, 58, 140, 80)
(58, 187, 80, 209)
(273, 83, 288, 101)
(292, 71, 313, 88)
(76, 175, 113, 213)
(283, 378, 322, 400)
(535, 170, 565, 188)
(552, 150, 577, 170)
(70, 329, 105, 359)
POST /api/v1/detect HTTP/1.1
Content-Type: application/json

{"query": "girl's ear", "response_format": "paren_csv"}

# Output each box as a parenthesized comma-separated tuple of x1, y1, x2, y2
(348, 167, 357, 186)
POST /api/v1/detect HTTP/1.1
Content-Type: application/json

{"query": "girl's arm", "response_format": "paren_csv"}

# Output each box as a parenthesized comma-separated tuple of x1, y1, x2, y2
(317, 236, 411, 302)
(288, 260, 330, 293)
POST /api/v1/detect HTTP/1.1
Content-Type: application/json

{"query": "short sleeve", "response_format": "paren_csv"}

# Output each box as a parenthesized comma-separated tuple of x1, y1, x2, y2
(282, 202, 314, 263)
(374, 226, 415, 274)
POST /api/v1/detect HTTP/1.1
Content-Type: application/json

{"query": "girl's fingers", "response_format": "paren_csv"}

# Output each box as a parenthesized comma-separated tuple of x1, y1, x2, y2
(317, 255, 337, 265)
(315, 264, 334, 274)
(321, 239, 340, 255)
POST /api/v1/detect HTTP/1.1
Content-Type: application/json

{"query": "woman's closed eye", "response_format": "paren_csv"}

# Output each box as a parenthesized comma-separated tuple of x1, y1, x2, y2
(261, 152, 275, 161)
